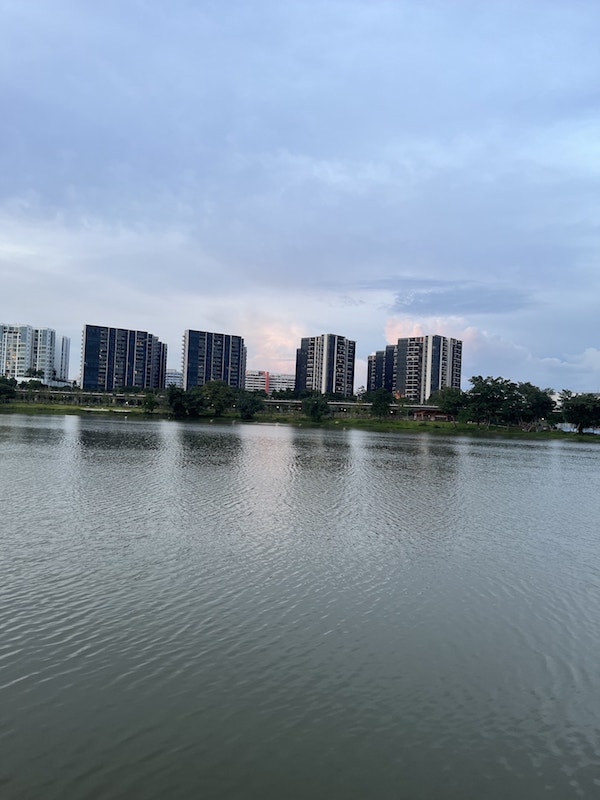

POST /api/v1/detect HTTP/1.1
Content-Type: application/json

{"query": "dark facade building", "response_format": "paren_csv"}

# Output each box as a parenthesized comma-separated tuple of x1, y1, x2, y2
(81, 325, 167, 391)
(295, 333, 355, 397)
(182, 330, 246, 390)
(367, 335, 462, 403)
(367, 344, 396, 394)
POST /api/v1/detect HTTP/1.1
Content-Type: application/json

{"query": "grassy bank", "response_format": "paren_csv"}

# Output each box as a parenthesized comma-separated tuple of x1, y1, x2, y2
(1, 401, 591, 440)
(0, 402, 167, 417)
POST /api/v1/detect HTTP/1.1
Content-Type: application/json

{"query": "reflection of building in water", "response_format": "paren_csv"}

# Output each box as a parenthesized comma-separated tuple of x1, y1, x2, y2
(81, 324, 167, 390)
(183, 330, 246, 390)
(294, 333, 355, 397)
(367, 335, 462, 403)
(245, 370, 295, 395)
(0, 323, 70, 385)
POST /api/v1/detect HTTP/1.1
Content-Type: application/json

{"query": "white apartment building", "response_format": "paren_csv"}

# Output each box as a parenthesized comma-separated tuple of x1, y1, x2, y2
(0, 324, 71, 384)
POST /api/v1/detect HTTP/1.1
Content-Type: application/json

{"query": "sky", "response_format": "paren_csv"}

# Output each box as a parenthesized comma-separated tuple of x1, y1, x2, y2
(1, 0, 600, 391)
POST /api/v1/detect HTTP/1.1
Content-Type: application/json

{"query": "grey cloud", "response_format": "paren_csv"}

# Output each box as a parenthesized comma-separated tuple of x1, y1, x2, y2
(1, 0, 600, 389)
(390, 281, 529, 316)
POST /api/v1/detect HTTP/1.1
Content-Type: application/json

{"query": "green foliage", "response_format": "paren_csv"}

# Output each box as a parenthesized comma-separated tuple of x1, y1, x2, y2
(167, 386, 189, 417)
(302, 394, 331, 422)
(185, 387, 206, 417)
(561, 393, 600, 434)
(199, 381, 235, 417)
(440, 377, 556, 428)
(143, 393, 159, 414)
(117, 385, 145, 394)
(165, 382, 235, 418)
(368, 387, 393, 418)
(515, 383, 554, 424)
(0, 382, 17, 401)
(237, 391, 265, 420)
(19, 379, 45, 389)
(466, 376, 515, 425)
(428, 386, 466, 420)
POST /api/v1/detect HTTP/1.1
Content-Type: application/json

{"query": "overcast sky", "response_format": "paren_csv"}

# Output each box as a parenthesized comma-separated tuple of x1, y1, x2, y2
(1, 0, 599, 390)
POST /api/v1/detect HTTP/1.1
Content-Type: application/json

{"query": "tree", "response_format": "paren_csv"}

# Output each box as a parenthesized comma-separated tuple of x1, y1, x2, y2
(467, 375, 510, 425)
(271, 388, 297, 399)
(200, 381, 235, 417)
(238, 391, 265, 420)
(369, 387, 393, 419)
(0, 383, 16, 402)
(167, 386, 189, 417)
(515, 383, 555, 427)
(302, 394, 331, 422)
(143, 393, 159, 414)
(429, 386, 466, 422)
(19, 379, 45, 389)
(561, 393, 600, 434)
(185, 387, 206, 417)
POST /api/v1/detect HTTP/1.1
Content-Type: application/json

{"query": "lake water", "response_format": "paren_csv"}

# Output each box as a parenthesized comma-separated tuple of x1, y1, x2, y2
(1, 413, 600, 799)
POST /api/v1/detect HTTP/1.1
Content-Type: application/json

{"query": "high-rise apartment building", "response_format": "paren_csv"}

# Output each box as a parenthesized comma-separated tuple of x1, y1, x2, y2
(56, 336, 71, 384)
(80, 325, 167, 391)
(295, 333, 355, 397)
(367, 335, 462, 403)
(367, 344, 397, 395)
(0, 324, 70, 384)
(183, 330, 246, 390)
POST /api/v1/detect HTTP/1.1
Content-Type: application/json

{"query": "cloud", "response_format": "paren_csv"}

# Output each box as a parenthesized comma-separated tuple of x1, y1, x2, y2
(1, 1, 600, 393)
(390, 281, 529, 316)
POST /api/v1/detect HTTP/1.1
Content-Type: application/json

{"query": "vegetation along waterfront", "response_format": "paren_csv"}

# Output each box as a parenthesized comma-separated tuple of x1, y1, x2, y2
(2, 374, 600, 436)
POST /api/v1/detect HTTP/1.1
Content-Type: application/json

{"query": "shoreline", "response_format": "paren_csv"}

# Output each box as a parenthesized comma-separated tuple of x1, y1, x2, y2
(0, 402, 595, 440)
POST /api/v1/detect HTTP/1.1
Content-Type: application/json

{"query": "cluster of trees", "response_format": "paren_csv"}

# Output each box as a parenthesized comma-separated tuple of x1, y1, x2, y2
(430, 377, 600, 433)
(166, 382, 265, 420)
(429, 377, 555, 428)
(560, 391, 600, 434)
(363, 377, 600, 433)
(0, 376, 17, 402)
(4, 371, 600, 433)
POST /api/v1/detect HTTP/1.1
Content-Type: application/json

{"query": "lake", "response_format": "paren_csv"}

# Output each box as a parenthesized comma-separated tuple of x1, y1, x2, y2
(1, 413, 599, 799)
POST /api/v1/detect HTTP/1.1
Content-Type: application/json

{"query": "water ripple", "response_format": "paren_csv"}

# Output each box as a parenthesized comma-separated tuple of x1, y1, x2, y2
(2, 417, 600, 798)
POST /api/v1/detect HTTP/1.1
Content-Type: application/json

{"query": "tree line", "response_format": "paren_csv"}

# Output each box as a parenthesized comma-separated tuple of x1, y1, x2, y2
(163, 376, 600, 432)
(424, 377, 600, 433)
(363, 377, 600, 434)
(3, 374, 600, 433)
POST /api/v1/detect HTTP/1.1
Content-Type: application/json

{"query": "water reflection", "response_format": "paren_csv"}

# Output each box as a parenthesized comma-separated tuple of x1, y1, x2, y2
(2, 415, 600, 799)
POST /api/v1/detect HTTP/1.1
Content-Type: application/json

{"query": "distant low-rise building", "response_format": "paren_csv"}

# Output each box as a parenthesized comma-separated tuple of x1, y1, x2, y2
(245, 370, 295, 394)
(245, 370, 269, 393)
(165, 369, 183, 388)
(269, 373, 296, 394)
